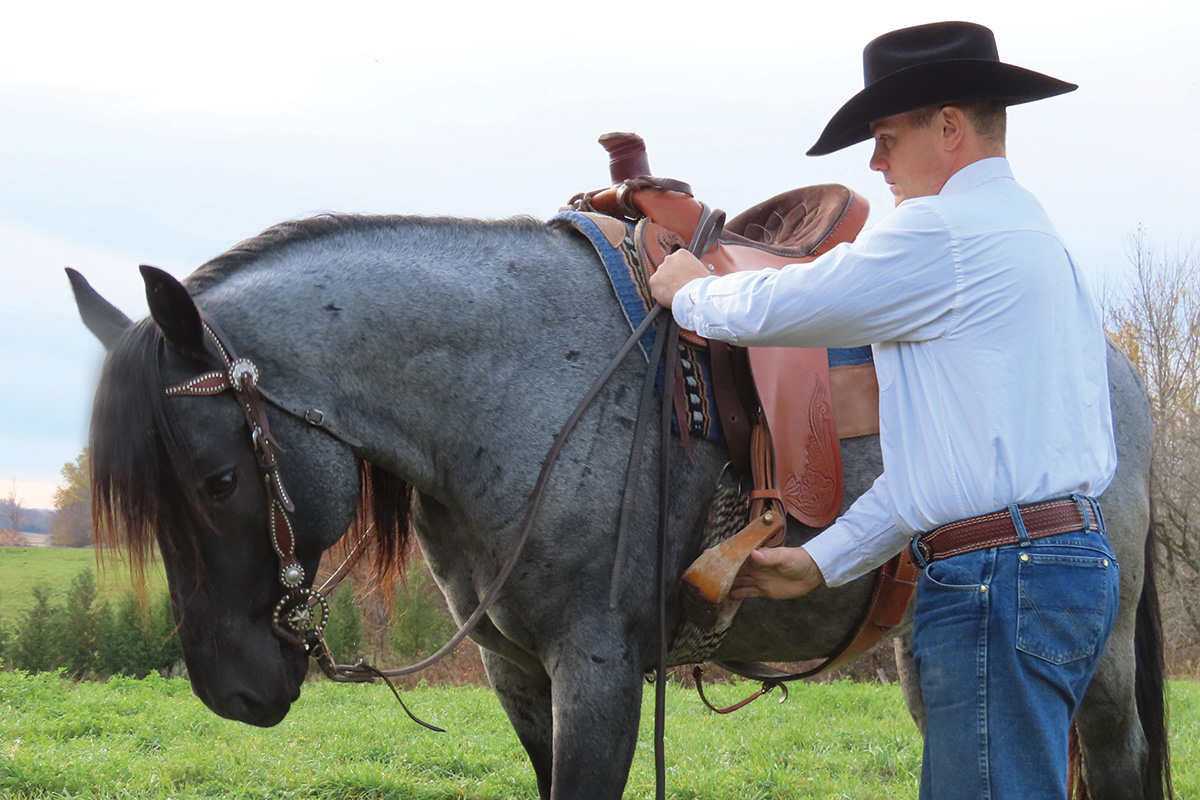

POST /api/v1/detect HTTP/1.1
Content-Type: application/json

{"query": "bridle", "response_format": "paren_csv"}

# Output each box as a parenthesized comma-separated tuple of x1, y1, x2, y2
(164, 316, 365, 653)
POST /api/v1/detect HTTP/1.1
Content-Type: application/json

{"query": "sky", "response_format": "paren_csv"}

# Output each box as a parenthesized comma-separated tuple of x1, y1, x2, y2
(1, 0, 1197, 511)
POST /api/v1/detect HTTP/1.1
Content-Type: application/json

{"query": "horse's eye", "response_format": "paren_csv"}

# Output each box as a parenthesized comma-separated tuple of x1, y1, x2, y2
(205, 469, 238, 500)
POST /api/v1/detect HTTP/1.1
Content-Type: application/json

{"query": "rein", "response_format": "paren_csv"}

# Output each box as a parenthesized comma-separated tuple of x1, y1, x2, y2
(163, 206, 723, 800)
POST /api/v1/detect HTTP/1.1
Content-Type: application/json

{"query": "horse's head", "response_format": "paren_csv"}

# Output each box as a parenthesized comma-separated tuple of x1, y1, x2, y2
(68, 266, 409, 726)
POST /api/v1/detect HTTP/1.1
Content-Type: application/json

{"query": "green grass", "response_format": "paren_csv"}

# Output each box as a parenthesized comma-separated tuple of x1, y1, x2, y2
(0, 546, 167, 628)
(0, 671, 1196, 799)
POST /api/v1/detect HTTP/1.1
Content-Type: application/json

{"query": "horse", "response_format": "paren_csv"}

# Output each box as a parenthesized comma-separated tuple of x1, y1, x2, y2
(69, 211, 1171, 800)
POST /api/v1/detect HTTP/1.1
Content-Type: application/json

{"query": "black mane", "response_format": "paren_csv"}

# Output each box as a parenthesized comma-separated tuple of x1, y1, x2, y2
(90, 318, 210, 582)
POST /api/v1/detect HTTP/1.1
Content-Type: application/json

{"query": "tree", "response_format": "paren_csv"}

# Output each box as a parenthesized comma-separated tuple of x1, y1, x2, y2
(53, 448, 90, 509)
(1, 479, 27, 532)
(1106, 227, 1200, 650)
(51, 448, 92, 547)
(12, 584, 60, 672)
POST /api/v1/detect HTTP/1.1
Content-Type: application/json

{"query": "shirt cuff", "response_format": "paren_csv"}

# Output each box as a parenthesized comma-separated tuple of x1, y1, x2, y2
(670, 276, 710, 331)
(801, 523, 863, 588)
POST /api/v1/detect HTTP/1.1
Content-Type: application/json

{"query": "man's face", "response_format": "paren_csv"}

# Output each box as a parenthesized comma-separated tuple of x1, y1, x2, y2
(868, 110, 949, 206)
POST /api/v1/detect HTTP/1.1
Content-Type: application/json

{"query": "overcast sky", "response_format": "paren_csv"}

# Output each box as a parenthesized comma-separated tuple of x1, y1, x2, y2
(1, 1, 1197, 510)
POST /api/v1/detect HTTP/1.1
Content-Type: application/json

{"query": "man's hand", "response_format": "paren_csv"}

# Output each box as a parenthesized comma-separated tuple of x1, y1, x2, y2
(729, 546, 826, 600)
(649, 250, 711, 308)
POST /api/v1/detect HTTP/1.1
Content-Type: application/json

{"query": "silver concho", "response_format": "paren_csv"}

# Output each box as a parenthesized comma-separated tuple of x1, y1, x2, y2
(281, 563, 306, 588)
(230, 359, 259, 389)
(272, 588, 330, 641)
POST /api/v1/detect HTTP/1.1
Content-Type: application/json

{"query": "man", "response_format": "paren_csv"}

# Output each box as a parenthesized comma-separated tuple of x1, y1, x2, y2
(649, 21, 1120, 800)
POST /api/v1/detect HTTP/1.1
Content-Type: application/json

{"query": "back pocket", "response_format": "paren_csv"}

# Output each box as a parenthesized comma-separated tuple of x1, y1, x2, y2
(1016, 551, 1117, 665)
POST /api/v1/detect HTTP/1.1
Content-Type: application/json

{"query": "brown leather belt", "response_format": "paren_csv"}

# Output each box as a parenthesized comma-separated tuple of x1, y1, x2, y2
(913, 497, 1102, 565)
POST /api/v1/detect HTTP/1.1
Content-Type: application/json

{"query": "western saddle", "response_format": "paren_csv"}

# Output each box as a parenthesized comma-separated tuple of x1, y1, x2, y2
(567, 132, 915, 676)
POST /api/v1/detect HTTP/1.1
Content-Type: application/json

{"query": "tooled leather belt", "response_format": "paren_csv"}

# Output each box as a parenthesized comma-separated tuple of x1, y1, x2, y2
(913, 496, 1102, 565)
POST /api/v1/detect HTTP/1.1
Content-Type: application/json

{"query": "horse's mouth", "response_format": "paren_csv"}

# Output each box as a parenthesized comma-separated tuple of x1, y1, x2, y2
(189, 645, 306, 727)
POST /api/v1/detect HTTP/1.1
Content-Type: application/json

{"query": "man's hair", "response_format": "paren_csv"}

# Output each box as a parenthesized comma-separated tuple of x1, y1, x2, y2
(911, 99, 1007, 143)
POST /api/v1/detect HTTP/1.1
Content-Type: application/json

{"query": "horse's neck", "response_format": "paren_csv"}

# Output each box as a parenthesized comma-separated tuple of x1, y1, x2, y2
(202, 226, 634, 527)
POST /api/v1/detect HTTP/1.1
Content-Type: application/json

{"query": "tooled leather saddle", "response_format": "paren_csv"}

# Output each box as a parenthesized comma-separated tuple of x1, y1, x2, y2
(566, 133, 915, 668)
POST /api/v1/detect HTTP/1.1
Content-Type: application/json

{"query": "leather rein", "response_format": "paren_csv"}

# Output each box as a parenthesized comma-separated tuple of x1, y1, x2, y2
(160, 204, 720, 720)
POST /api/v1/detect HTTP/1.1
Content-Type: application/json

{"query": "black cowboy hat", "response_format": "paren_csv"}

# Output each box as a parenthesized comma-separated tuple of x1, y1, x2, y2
(807, 21, 1077, 156)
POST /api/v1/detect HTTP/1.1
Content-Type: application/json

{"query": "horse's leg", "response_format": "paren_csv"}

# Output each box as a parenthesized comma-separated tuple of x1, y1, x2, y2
(893, 633, 927, 735)
(481, 648, 555, 800)
(544, 633, 645, 800)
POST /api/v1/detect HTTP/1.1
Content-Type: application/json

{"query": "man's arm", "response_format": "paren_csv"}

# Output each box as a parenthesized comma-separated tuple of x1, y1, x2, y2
(731, 473, 910, 599)
(655, 205, 959, 349)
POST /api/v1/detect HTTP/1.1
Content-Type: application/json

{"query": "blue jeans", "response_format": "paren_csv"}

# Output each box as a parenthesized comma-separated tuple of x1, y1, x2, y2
(910, 501, 1120, 800)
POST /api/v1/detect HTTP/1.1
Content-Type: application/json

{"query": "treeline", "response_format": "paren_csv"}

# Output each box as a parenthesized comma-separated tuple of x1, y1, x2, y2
(7, 509, 53, 534)
(0, 565, 458, 680)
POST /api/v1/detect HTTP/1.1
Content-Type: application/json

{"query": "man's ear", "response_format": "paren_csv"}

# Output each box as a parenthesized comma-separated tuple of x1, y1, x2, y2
(939, 105, 967, 151)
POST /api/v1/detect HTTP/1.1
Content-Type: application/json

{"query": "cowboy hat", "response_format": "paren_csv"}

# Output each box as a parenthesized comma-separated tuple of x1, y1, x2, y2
(807, 21, 1076, 156)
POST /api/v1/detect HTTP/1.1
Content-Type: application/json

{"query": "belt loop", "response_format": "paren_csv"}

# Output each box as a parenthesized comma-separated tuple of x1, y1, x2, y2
(1008, 503, 1031, 546)
(909, 535, 929, 569)
(1071, 494, 1090, 533)
(1073, 494, 1104, 534)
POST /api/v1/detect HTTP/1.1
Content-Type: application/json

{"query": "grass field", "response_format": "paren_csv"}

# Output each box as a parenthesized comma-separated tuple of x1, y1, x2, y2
(0, 670, 1196, 800)
(2, 547, 1197, 798)
(0, 546, 167, 628)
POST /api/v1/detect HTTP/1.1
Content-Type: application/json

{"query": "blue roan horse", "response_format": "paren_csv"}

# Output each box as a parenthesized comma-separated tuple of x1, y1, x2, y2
(70, 213, 1170, 800)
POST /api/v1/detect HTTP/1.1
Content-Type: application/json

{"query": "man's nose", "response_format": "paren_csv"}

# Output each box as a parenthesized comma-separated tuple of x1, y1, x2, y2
(869, 144, 887, 172)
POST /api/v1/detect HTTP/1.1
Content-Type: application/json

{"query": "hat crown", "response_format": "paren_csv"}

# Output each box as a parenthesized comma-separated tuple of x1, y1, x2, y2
(864, 21, 999, 85)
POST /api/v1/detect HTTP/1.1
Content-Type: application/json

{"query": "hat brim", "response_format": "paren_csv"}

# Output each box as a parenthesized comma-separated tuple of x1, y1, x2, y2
(806, 60, 1076, 156)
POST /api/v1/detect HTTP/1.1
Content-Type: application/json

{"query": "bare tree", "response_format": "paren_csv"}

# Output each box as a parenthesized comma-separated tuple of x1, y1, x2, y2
(1107, 227, 1200, 653)
(1, 479, 28, 531)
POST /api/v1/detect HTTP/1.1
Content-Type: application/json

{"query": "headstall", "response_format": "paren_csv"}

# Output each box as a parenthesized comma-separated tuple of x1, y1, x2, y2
(164, 318, 362, 652)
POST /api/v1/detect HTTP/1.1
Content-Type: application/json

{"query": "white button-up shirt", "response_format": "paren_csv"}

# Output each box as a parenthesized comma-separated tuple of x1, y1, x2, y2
(672, 158, 1117, 587)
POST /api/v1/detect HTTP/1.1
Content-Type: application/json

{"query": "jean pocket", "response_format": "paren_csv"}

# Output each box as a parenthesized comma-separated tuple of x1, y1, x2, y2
(1016, 550, 1118, 665)
(923, 552, 989, 592)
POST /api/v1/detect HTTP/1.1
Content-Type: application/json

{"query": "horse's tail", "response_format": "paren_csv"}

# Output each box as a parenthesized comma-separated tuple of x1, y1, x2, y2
(1070, 505, 1174, 800)
(1133, 506, 1173, 800)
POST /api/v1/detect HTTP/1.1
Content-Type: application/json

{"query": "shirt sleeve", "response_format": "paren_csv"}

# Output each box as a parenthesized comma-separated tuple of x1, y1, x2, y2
(671, 201, 959, 348)
(802, 472, 912, 587)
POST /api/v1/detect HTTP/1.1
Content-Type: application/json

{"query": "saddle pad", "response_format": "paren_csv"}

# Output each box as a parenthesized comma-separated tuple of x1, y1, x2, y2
(551, 210, 724, 443)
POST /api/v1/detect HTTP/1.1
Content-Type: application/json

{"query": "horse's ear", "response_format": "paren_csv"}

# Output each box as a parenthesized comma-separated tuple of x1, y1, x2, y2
(66, 268, 134, 351)
(140, 264, 207, 357)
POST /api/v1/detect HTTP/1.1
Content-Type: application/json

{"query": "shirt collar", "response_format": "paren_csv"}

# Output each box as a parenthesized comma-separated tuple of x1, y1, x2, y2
(939, 157, 1013, 196)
